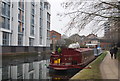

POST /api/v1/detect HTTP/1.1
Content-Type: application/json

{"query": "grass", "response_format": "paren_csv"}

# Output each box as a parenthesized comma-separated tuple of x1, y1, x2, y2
(117, 52, 120, 61)
(71, 51, 107, 79)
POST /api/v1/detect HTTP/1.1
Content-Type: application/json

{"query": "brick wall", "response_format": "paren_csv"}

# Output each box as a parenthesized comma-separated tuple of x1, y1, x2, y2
(49, 30, 61, 44)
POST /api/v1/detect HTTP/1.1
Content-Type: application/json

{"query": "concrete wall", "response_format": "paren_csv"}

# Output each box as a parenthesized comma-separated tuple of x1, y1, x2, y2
(2, 46, 50, 54)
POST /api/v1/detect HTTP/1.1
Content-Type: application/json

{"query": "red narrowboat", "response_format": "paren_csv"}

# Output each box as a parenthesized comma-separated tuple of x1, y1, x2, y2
(49, 48, 95, 70)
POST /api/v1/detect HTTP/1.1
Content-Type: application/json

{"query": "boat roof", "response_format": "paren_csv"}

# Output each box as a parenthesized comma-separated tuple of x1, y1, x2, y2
(75, 48, 93, 52)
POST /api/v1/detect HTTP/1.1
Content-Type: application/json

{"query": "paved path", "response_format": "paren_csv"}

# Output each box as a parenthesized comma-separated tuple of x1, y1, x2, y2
(100, 51, 119, 79)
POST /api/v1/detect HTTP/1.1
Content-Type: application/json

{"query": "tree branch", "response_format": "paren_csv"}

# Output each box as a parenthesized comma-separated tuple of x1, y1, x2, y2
(100, 1, 120, 10)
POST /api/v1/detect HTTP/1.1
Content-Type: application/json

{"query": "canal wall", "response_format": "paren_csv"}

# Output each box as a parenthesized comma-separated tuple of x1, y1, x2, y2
(1, 46, 51, 55)
(2, 50, 51, 67)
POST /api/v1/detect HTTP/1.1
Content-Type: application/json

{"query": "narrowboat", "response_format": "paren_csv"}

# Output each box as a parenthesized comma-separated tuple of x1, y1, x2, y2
(49, 48, 95, 70)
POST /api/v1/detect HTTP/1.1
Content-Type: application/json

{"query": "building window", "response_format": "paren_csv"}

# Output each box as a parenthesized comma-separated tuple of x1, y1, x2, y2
(2, 32, 9, 46)
(31, 15, 34, 25)
(31, 2, 34, 36)
(22, 2, 24, 9)
(31, 1, 34, 6)
(7, 5, 10, 17)
(2, 2, 10, 17)
(31, 2, 34, 15)
(31, 8, 34, 15)
(47, 21, 50, 30)
(18, 22, 21, 32)
(47, 13, 50, 21)
(18, 9, 24, 22)
(2, 17, 5, 28)
(18, 22, 24, 33)
(40, 18, 43, 27)
(29, 38, 34, 46)
(18, 0, 24, 22)
(18, 0, 24, 10)
(7, 18, 10, 29)
(6, 4, 10, 17)
(18, 9, 21, 20)
(30, 25, 34, 36)
(2, 2, 6, 15)
(44, 2, 48, 10)
(40, 2, 43, 7)
(40, 8, 43, 18)
(39, 27, 42, 45)
(18, 34, 23, 46)
(21, 11, 24, 22)
(18, 1, 21, 7)
(40, 8, 43, 27)
(47, 30, 50, 39)
(39, 27, 42, 37)
(2, 17, 10, 30)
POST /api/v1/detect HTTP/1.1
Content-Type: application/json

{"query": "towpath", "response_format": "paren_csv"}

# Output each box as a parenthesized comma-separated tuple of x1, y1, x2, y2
(100, 51, 119, 79)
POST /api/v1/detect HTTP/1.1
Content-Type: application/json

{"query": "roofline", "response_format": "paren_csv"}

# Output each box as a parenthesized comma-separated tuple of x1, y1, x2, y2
(50, 30, 61, 35)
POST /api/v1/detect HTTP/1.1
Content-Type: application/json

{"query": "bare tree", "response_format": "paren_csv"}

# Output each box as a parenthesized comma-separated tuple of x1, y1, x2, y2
(56, 38, 74, 47)
(58, 0, 120, 34)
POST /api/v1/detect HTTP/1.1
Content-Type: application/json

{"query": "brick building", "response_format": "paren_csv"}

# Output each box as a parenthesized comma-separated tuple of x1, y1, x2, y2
(49, 30, 61, 44)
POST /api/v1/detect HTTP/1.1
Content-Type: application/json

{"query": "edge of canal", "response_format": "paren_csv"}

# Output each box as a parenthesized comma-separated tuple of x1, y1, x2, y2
(70, 51, 107, 80)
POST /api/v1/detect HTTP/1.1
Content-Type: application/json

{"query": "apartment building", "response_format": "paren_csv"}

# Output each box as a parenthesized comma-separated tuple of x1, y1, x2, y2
(104, 22, 110, 38)
(0, 0, 51, 47)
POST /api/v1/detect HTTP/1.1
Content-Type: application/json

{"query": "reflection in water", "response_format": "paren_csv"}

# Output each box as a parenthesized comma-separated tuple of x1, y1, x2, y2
(49, 69, 80, 80)
(2, 59, 50, 80)
(0, 68, 2, 81)
(2, 58, 80, 80)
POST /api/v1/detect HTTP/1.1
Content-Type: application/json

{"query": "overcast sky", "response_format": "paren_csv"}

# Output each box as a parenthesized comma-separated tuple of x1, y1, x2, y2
(47, 0, 104, 37)
(47, 0, 68, 34)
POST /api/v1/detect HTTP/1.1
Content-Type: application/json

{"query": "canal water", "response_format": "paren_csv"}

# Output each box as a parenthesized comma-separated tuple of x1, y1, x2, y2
(1, 53, 80, 80)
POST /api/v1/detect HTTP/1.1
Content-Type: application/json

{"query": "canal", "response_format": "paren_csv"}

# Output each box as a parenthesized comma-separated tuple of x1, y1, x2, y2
(1, 52, 80, 80)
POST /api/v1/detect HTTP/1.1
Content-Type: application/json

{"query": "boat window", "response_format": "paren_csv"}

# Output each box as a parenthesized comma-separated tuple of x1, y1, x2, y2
(72, 60, 77, 65)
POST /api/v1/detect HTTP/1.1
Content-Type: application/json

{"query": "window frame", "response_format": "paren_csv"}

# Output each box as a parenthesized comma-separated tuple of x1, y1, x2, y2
(2, 32, 9, 46)
(18, 34, 23, 46)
